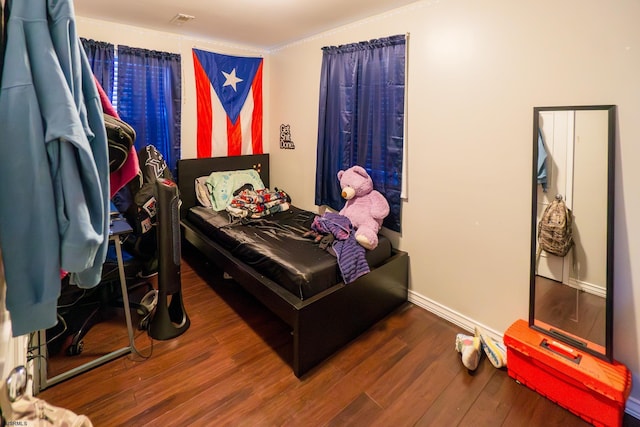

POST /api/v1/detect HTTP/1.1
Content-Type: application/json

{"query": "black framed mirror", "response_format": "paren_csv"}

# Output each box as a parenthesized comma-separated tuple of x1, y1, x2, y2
(529, 105, 616, 362)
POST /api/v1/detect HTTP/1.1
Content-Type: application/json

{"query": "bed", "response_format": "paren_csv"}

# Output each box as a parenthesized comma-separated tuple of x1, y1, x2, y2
(177, 154, 409, 377)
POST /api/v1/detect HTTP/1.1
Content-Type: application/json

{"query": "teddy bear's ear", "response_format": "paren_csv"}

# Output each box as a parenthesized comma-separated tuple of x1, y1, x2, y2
(353, 166, 368, 177)
(337, 170, 345, 180)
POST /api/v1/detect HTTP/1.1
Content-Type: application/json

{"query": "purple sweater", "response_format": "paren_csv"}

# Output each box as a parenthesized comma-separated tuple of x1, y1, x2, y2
(311, 213, 370, 284)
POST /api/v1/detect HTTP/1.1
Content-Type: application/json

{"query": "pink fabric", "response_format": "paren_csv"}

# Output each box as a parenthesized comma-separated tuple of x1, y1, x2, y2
(94, 76, 140, 197)
(109, 147, 140, 197)
(95, 76, 119, 118)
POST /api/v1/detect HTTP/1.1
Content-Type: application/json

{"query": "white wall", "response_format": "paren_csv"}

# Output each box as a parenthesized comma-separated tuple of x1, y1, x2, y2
(76, 0, 640, 413)
(572, 110, 608, 290)
(267, 0, 640, 412)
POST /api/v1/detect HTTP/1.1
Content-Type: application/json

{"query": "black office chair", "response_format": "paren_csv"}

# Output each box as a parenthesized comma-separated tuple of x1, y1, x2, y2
(45, 146, 164, 357)
(46, 235, 153, 357)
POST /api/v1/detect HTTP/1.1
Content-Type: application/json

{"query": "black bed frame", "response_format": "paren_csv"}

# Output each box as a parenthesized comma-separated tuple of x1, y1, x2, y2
(177, 154, 409, 377)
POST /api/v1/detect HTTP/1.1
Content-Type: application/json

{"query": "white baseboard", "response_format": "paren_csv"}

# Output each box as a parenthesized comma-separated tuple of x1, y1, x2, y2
(626, 395, 640, 420)
(577, 279, 606, 299)
(408, 289, 640, 421)
(407, 289, 505, 342)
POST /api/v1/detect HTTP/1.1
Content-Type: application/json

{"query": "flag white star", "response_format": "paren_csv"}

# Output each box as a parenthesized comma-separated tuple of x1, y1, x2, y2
(222, 68, 243, 91)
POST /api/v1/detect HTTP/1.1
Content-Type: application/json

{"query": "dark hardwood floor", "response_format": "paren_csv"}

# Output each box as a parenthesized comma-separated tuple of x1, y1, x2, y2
(36, 244, 638, 427)
(534, 276, 606, 347)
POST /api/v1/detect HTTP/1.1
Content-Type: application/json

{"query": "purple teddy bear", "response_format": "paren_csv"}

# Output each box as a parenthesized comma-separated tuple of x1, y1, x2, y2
(337, 166, 390, 250)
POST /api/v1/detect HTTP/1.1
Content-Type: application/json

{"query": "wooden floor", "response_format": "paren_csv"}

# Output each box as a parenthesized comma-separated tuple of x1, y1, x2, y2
(534, 276, 606, 347)
(36, 244, 639, 427)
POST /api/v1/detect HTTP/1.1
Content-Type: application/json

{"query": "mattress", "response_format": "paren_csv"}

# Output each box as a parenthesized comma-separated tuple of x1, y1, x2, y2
(186, 205, 392, 299)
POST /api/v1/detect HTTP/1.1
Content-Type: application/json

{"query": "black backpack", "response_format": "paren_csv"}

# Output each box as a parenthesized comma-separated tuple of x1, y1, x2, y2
(537, 194, 574, 257)
(105, 114, 136, 173)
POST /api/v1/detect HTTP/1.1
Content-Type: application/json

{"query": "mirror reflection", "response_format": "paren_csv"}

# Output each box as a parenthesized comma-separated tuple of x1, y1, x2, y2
(530, 105, 615, 362)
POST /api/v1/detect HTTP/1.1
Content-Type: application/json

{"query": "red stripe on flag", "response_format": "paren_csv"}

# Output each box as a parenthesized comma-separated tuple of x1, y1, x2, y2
(193, 52, 212, 158)
(227, 116, 242, 156)
(251, 60, 264, 154)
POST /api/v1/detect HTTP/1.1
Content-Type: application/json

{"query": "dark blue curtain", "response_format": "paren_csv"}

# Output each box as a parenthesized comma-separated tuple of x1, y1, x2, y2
(315, 35, 405, 232)
(80, 38, 115, 100)
(116, 46, 182, 177)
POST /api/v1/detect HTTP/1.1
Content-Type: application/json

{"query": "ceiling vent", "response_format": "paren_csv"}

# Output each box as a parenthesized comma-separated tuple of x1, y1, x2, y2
(170, 13, 195, 25)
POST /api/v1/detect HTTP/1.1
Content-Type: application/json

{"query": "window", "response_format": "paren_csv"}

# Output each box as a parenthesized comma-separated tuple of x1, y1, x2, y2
(81, 39, 182, 178)
(315, 35, 406, 232)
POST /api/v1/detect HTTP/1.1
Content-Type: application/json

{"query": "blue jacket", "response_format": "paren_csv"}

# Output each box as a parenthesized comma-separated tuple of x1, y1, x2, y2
(0, 0, 109, 336)
(538, 129, 548, 192)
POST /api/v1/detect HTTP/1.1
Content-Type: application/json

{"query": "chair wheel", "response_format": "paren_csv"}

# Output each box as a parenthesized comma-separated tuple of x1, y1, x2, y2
(66, 341, 84, 356)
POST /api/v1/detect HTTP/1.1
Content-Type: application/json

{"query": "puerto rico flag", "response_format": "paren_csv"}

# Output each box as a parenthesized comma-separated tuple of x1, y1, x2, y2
(192, 49, 263, 157)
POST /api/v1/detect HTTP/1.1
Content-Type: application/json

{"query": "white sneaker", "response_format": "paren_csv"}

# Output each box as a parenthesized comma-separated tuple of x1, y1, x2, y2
(475, 326, 507, 368)
(455, 333, 481, 371)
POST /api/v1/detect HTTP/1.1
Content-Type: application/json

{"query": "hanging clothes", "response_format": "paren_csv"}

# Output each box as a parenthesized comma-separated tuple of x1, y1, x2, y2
(0, 0, 109, 336)
(538, 128, 548, 192)
(0, 0, 5, 83)
(93, 76, 142, 198)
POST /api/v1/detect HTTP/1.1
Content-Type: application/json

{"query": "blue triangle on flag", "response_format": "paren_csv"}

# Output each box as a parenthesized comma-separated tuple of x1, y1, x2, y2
(193, 49, 262, 124)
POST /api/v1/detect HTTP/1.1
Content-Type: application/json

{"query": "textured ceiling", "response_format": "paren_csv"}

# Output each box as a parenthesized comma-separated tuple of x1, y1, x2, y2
(73, 0, 420, 50)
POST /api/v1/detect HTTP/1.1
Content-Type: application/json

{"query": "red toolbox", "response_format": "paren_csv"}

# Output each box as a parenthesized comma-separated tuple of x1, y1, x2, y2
(503, 319, 632, 427)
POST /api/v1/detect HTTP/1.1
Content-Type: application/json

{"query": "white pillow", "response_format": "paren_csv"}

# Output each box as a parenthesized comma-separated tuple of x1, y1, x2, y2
(205, 169, 265, 211)
(195, 176, 212, 208)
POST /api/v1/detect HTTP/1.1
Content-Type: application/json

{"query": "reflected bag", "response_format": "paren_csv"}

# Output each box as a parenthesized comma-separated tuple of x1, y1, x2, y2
(104, 113, 136, 173)
(537, 194, 574, 257)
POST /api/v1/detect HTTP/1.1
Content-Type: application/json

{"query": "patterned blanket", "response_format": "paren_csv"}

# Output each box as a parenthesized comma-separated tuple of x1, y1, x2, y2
(226, 188, 291, 219)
